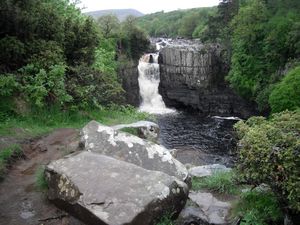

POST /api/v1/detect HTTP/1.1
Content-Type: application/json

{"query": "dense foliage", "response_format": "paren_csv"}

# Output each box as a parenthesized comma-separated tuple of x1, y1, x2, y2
(234, 110, 300, 213)
(0, 0, 149, 118)
(226, 0, 300, 112)
(136, 8, 216, 38)
(142, 0, 300, 114)
(269, 66, 300, 113)
(234, 190, 283, 225)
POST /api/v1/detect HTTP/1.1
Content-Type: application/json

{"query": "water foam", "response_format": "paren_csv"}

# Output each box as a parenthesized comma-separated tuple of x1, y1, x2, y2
(138, 54, 175, 114)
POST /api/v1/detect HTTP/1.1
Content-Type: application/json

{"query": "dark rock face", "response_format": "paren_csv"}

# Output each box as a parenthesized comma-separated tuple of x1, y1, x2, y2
(159, 45, 254, 118)
(46, 152, 188, 225)
(118, 61, 140, 106)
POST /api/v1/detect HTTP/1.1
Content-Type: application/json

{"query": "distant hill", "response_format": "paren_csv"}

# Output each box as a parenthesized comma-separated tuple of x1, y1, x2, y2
(85, 9, 144, 21)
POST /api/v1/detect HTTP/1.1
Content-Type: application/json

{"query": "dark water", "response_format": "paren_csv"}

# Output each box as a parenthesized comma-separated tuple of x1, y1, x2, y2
(156, 112, 238, 166)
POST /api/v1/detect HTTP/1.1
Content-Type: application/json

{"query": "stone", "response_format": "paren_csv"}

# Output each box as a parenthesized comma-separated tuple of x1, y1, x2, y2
(80, 121, 189, 182)
(176, 191, 231, 225)
(176, 206, 210, 225)
(46, 152, 189, 225)
(112, 120, 159, 142)
(188, 164, 231, 178)
(118, 60, 140, 106)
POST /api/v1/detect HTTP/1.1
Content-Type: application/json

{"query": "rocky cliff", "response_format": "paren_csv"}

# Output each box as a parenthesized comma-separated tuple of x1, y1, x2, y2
(118, 60, 140, 106)
(159, 44, 254, 118)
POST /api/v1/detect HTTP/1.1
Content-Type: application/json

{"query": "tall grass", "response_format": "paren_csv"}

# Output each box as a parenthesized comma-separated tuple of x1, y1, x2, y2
(0, 105, 152, 137)
(192, 171, 239, 195)
(35, 166, 48, 191)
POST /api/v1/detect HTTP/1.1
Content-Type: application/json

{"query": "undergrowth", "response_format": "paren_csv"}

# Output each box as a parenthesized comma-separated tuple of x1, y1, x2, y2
(0, 144, 22, 179)
(192, 171, 239, 195)
(232, 190, 283, 225)
(0, 105, 152, 138)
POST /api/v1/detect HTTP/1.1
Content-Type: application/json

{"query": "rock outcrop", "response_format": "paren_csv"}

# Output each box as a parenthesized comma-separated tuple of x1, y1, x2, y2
(46, 152, 188, 225)
(80, 121, 189, 182)
(159, 44, 254, 118)
(118, 60, 140, 106)
(112, 121, 159, 142)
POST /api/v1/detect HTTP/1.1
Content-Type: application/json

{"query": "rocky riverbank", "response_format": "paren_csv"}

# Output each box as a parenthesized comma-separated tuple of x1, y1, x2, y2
(158, 44, 254, 118)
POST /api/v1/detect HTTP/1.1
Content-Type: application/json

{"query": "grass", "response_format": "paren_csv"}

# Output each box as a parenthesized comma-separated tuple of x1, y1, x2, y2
(155, 214, 174, 225)
(0, 105, 152, 138)
(191, 171, 240, 195)
(0, 144, 22, 179)
(232, 190, 283, 225)
(35, 166, 48, 191)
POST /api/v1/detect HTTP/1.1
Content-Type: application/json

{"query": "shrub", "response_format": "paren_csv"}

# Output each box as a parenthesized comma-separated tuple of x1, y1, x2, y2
(233, 190, 283, 225)
(269, 66, 300, 113)
(192, 171, 239, 195)
(0, 74, 18, 96)
(19, 64, 72, 107)
(66, 65, 124, 108)
(234, 110, 300, 212)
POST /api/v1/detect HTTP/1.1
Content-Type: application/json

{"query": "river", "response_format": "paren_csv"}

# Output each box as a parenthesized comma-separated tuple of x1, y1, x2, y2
(138, 51, 238, 167)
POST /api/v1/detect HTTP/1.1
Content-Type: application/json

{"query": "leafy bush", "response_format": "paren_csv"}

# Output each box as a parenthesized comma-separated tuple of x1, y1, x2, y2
(19, 64, 72, 107)
(269, 66, 300, 113)
(0, 74, 18, 96)
(0, 36, 25, 71)
(192, 171, 239, 195)
(234, 110, 300, 212)
(233, 190, 283, 225)
(66, 65, 124, 108)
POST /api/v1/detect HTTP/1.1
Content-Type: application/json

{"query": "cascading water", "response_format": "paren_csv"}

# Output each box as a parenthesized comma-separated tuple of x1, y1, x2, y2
(138, 53, 175, 114)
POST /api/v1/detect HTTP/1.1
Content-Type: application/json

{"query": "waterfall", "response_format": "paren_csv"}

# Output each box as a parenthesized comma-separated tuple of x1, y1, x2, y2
(138, 53, 175, 114)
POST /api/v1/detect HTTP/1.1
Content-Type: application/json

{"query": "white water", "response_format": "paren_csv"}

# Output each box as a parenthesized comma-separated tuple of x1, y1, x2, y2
(138, 53, 175, 114)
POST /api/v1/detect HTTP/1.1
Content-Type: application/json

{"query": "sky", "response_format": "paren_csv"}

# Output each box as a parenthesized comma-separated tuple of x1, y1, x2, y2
(79, 0, 220, 14)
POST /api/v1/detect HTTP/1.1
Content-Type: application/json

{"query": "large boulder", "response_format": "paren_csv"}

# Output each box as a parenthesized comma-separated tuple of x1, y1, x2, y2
(112, 121, 159, 142)
(80, 121, 189, 182)
(46, 152, 188, 225)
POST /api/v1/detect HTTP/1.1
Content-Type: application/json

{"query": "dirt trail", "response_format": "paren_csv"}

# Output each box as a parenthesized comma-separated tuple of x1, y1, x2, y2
(0, 128, 85, 225)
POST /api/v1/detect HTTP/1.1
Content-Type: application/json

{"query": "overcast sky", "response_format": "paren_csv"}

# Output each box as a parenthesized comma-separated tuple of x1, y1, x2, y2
(79, 0, 220, 14)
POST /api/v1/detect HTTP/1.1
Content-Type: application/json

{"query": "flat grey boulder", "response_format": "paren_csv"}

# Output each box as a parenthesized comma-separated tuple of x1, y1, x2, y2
(188, 164, 231, 178)
(46, 152, 188, 225)
(112, 120, 159, 142)
(80, 121, 188, 182)
(189, 191, 231, 224)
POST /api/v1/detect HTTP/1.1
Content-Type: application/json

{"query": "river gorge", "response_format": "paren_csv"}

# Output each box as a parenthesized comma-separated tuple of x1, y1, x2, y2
(128, 39, 252, 167)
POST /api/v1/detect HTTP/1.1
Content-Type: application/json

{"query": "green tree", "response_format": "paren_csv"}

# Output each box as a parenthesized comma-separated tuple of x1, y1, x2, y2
(97, 14, 120, 38)
(269, 66, 300, 113)
(235, 111, 300, 213)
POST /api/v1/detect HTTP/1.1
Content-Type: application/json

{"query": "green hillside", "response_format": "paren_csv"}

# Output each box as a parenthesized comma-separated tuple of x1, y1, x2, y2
(137, 7, 217, 38)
